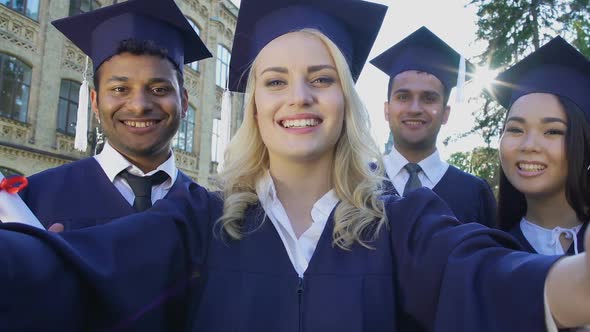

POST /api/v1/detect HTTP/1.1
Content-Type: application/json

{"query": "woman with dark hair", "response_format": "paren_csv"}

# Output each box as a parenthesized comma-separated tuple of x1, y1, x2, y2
(495, 36, 590, 256)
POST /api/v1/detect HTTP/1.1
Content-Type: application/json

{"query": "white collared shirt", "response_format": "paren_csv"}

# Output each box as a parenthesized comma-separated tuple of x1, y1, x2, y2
(520, 218, 583, 255)
(383, 147, 449, 194)
(256, 171, 339, 277)
(94, 141, 178, 206)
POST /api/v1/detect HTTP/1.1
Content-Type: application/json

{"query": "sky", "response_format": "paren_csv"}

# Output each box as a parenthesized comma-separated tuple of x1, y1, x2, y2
(229, 0, 494, 158)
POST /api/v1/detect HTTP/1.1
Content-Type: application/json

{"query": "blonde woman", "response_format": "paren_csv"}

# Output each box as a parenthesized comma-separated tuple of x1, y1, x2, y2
(0, 0, 589, 331)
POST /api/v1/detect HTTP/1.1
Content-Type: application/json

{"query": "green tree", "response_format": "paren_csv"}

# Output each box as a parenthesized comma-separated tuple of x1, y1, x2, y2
(464, 0, 590, 145)
(448, 147, 500, 195)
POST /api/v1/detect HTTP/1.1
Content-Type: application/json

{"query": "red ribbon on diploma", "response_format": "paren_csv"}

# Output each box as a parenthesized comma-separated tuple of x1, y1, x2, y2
(0, 176, 28, 194)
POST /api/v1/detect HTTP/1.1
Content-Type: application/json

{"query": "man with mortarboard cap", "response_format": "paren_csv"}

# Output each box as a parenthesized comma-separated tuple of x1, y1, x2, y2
(19, 0, 212, 231)
(371, 26, 496, 227)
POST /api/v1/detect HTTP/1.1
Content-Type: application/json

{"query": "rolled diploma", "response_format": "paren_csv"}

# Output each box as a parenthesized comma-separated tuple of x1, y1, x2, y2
(0, 171, 45, 229)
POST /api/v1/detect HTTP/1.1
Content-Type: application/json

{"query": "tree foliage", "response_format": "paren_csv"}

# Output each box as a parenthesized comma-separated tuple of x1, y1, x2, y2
(453, 0, 589, 179)
(447, 147, 501, 195)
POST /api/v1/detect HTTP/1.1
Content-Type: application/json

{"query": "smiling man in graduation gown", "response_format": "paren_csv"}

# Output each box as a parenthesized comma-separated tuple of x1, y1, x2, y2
(19, 0, 211, 231)
(371, 27, 497, 227)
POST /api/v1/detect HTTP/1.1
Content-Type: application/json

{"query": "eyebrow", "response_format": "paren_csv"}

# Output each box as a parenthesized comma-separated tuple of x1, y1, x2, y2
(147, 78, 173, 85)
(104, 77, 173, 85)
(392, 88, 441, 97)
(260, 67, 288, 75)
(105, 76, 128, 83)
(506, 116, 567, 125)
(541, 117, 567, 125)
(259, 64, 337, 76)
(308, 65, 337, 73)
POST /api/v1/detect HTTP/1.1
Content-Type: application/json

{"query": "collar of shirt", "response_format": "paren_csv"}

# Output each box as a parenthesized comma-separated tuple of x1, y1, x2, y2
(520, 218, 583, 255)
(255, 171, 339, 277)
(94, 141, 178, 189)
(383, 147, 449, 193)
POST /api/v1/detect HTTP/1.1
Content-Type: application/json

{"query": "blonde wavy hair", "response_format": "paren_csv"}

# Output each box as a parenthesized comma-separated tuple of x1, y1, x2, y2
(215, 29, 387, 249)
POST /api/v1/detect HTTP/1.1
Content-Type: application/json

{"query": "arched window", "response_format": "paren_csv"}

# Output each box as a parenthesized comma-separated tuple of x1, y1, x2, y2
(0, 53, 31, 123)
(186, 18, 201, 72)
(57, 79, 83, 135)
(69, 0, 100, 16)
(216, 45, 231, 88)
(1, 0, 39, 20)
(173, 105, 196, 152)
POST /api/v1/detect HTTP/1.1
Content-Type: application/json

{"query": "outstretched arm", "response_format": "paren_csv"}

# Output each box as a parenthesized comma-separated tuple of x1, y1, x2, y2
(546, 227, 590, 328)
(0, 182, 216, 330)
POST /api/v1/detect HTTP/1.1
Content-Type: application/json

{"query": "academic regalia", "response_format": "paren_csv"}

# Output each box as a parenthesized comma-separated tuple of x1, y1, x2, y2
(371, 27, 496, 227)
(19, 157, 194, 230)
(17, 0, 211, 230)
(370, 26, 476, 101)
(492, 36, 590, 254)
(431, 165, 497, 227)
(384, 164, 496, 227)
(508, 222, 588, 255)
(0, 187, 559, 331)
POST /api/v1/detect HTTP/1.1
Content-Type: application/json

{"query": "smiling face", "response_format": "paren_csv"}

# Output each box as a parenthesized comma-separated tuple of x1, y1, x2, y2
(384, 70, 449, 160)
(253, 32, 345, 167)
(499, 93, 569, 199)
(91, 52, 188, 170)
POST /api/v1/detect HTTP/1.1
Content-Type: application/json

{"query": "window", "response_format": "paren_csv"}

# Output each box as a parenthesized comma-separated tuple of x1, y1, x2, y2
(173, 105, 195, 152)
(186, 18, 201, 72)
(211, 118, 221, 163)
(57, 79, 84, 136)
(0, 0, 40, 20)
(69, 0, 100, 16)
(215, 45, 230, 88)
(0, 53, 31, 123)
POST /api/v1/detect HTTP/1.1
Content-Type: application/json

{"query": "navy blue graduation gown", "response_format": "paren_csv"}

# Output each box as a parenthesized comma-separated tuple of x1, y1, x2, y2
(431, 165, 497, 227)
(0, 187, 559, 331)
(509, 222, 588, 255)
(386, 165, 497, 227)
(19, 157, 194, 230)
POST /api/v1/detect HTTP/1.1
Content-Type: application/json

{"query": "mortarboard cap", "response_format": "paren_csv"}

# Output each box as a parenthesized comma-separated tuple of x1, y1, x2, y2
(492, 36, 590, 122)
(228, 0, 388, 92)
(51, 0, 212, 152)
(370, 26, 475, 100)
(51, 0, 212, 73)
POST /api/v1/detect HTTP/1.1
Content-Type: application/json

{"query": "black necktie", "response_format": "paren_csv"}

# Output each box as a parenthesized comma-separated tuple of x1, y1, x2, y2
(403, 163, 422, 196)
(119, 170, 169, 212)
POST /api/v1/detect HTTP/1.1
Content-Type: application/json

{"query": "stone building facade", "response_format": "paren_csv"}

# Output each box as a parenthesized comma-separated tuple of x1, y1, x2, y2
(0, 0, 243, 188)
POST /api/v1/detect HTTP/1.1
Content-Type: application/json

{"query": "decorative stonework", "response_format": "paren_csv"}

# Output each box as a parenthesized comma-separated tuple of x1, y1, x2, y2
(0, 117, 30, 144)
(185, 69, 200, 96)
(0, 5, 39, 53)
(62, 40, 94, 77)
(224, 28, 233, 41)
(180, 0, 208, 18)
(55, 132, 91, 159)
(174, 149, 199, 177)
(220, 5, 236, 27)
(0, 144, 69, 171)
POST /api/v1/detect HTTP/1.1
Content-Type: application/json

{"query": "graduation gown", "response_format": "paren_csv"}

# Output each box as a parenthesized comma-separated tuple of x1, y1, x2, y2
(0, 187, 559, 331)
(19, 157, 194, 230)
(386, 165, 497, 227)
(509, 222, 588, 255)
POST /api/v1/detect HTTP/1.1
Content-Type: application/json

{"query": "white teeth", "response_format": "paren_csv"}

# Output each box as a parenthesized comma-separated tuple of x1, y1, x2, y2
(124, 120, 157, 128)
(281, 118, 320, 128)
(518, 163, 546, 172)
(404, 120, 423, 126)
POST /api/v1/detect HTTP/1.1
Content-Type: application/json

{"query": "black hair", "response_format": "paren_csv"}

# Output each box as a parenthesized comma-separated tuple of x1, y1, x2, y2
(386, 73, 450, 106)
(93, 39, 184, 92)
(497, 96, 590, 230)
